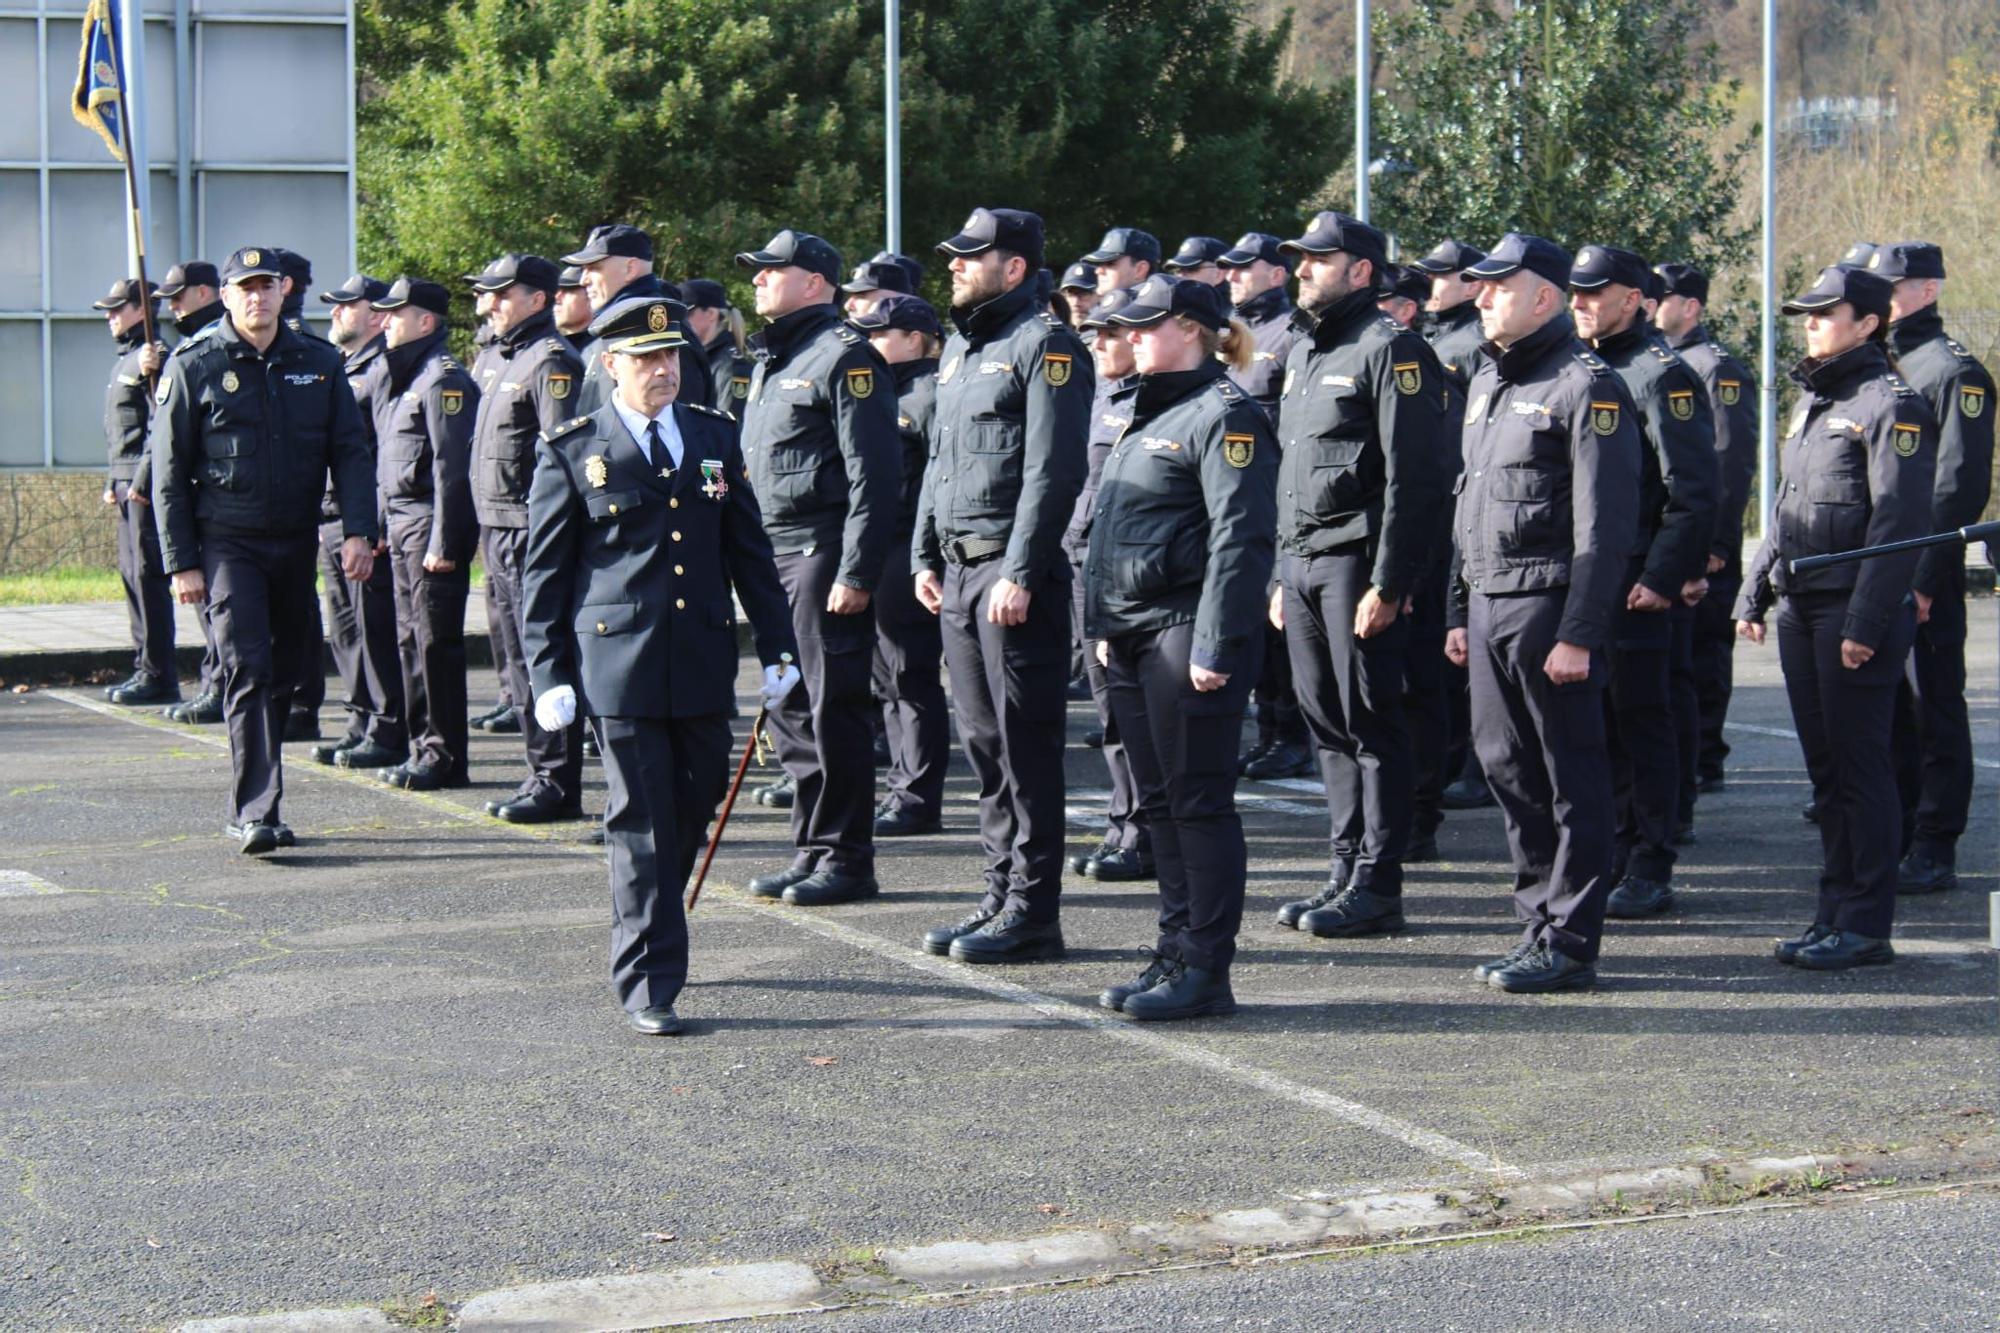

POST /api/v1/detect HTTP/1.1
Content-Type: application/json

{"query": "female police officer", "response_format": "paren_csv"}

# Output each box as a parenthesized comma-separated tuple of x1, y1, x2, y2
(1085, 275, 1277, 1020)
(1735, 265, 1937, 971)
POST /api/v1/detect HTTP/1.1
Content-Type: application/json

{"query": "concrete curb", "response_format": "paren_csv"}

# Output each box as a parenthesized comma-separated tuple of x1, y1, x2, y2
(172, 1136, 2000, 1331)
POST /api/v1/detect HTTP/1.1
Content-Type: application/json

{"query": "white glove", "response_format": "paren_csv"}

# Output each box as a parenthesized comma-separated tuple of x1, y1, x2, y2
(760, 663, 802, 707)
(534, 685, 577, 731)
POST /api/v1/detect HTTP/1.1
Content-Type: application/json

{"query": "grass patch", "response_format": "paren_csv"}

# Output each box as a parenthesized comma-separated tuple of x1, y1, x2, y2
(0, 566, 124, 606)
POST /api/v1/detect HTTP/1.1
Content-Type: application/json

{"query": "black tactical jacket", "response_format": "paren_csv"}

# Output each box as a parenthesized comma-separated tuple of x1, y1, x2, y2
(1447, 311, 1642, 650)
(1083, 360, 1278, 674)
(471, 311, 584, 530)
(1062, 372, 1137, 565)
(915, 280, 1091, 588)
(1593, 319, 1719, 599)
(1228, 284, 1298, 422)
(1426, 301, 1487, 397)
(706, 333, 756, 424)
(1887, 307, 1995, 603)
(104, 326, 153, 486)
(1667, 323, 1758, 577)
(322, 334, 389, 523)
(374, 328, 480, 564)
(1736, 341, 1938, 649)
(150, 315, 375, 574)
(888, 356, 938, 538)
(739, 303, 900, 589)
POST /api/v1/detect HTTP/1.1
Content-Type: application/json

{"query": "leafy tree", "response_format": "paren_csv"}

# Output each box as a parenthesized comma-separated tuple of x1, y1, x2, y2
(357, 0, 1346, 316)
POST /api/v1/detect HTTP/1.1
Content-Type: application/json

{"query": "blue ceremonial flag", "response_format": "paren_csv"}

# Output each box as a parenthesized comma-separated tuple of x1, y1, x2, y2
(71, 0, 152, 279)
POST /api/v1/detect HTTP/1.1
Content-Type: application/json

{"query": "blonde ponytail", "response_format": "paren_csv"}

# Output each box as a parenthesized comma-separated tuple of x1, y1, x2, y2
(1203, 317, 1255, 374)
(726, 306, 748, 357)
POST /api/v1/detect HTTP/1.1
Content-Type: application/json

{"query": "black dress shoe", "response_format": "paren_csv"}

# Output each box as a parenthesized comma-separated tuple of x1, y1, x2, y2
(484, 708, 521, 735)
(310, 739, 357, 766)
(1082, 729, 1105, 749)
(334, 741, 404, 769)
(1773, 923, 1835, 964)
(231, 821, 280, 856)
(754, 775, 794, 808)
(1066, 676, 1092, 701)
(1802, 800, 1820, 824)
(490, 789, 584, 824)
(1440, 775, 1496, 810)
(1488, 941, 1596, 993)
(1605, 875, 1676, 919)
(875, 805, 940, 837)
(1237, 737, 1275, 774)
(1098, 947, 1176, 1012)
(380, 762, 467, 791)
(1084, 846, 1154, 882)
(1790, 930, 1894, 971)
(284, 709, 321, 742)
(581, 732, 600, 757)
(1276, 867, 1352, 928)
(105, 672, 146, 700)
(1696, 771, 1726, 794)
(225, 819, 295, 847)
(923, 906, 998, 955)
(1301, 885, 1406, 938)
(949, 910, 1065, 963)
(1069, 839, 1116, 875)
(1897, 847, 1958, 895)
(1406, 831, 1440, 863)
(628, 1005, 683, 1036)
(1472, 937, 1537, 982)
(747, 865, 814, 899)
(1244, 739, 1313, 780)
(177, 692, 224, 724)
(1123, 962, 1237, 1021)
(111, 677, 181, 707)
(783, 868, 880, 906)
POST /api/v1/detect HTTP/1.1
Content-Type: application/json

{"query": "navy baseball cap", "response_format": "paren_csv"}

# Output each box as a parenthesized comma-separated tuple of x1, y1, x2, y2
(1058, 261, 1098, 292)
(1782, 265, 1892, 325)
(936, 208, 1046, 266)
(319, 273, 390, 305)
(1869, 242, 1946, 282)
(1280, 211, 1388, 270)
(1165, 236, 1229, 271)
(271, 248, 313, 290)
(1105, 274, 1228, 331)
(1217, 232, 1287, 268)
(1080, 285, 1139, 330)
(1835, 241, 1878, 271)
(1568, 244, 1651, 293)
(841, 259, 914, 295)
(563, 224, 654, 266)
(590, 295, 689, 355)
(1465, 233, 1573, 289)
(154, 261, 219, 297)
(371, 277, 451, 317)
(467, 253, 559, 294)
(1380, 265, 1429, 306)
(91, 277, 156, 309)
(735, 229, 844, 285)
(1080, 227, 1162, 267)
(219, 246, 284, 285)
(556, 265, 587, 290)
(849, 292, 942, 339)
(681, 278, 729, 309)
(867, 251, 926, 291)
(1407, 239, 1488, 276)
(1654, 262, 1708, 303)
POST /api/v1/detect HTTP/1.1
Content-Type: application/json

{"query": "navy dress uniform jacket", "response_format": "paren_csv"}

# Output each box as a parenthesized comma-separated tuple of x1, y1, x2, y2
(521, 401, 797, 719)
(1887, 308, 1995, 603)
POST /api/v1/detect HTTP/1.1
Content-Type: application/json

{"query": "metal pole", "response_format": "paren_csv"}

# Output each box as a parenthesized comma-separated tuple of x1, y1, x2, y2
(175, 0, 191, 260)
(1757, 0, 1778, 535)
(1354, 0, 1371, 221)
(884, 0, 900, 255)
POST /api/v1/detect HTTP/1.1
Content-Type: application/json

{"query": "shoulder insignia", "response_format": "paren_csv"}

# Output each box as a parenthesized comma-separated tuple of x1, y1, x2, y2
(439, 356, 462, 372)
(1882, 371, 1916, 398)
(835, 325, 863, 346)
(1650, 344, 1677, 364)
(1575, 348, 1608, 373)
(730, 375, 750, 400)
(1945, 337, 1973, 360)
(1591, 400, 1621, 436)
(1044, 352, 1073, 387)
(541, 416, 592, 444)
(1892, 421, 1923, 457)
(1215, 379, 1242, 400)
(1667, 388, 1696, 421)
(1960, 385, 1986, 419)
(544, 338, 567, 355)
(845, 366, 875, 399)
(1718, 378, 1742, 406)
(1393, 360, 1423, 396)
(441, 388, 464, 415)
(1222, 432, 1255, 468)
(687, 402, 733, 420)
(548, 371, 572, 400)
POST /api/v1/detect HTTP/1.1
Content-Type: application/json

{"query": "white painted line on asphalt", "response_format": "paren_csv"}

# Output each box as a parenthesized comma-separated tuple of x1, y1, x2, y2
(47, 688, 1524, 1181)
(0, 869, 63, 896)
(1725, 718, 2000, 770)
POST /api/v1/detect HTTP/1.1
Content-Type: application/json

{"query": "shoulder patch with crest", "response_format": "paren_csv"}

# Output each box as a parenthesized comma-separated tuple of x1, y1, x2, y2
(845, 367, 874, 399)
(1892, 421, 1922, 457)
(1718, 378, 1742, 406)
(1393, 361, 1422, 396)
(731, 375, 750, 400)
(1960, 385, 1986, 419)
(441, 388, 464, 415)
(1222, 432, 1255, 468)
(1044, 352, 1073, 387)
(1667, 388, 1696, 421)
(1590, 400, 1621, 436)
(548, 372, 571, 400)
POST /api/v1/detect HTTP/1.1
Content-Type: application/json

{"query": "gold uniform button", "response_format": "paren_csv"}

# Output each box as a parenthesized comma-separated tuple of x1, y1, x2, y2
(671, 530, 682, 542)
(674, 598, 686, 610)
(607, 503, 619, 515)
(595, 621, 607, 634)
(673, 564, 684, 575)
(670, 498, 679, 508)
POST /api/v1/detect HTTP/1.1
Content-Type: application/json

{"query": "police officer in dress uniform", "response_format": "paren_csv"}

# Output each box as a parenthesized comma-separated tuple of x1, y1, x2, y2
(1653, 263, 1758, 800)
(369, 278, 480, 790)
(1735, 265, 1937, 970)
(913, 207, 1091, 961)
(1085, 275, 1278, 1020)
(733, 229, 901, 907)
(1871, 242, 1996, 896)
(305, 273, 407, 771)
(460, 254, 590, 821)
(95, 277, 178, 708)
(682, 278, 755, 419)
(520, 296, 800, 1034)
(562, 225, 714, 414)
(151, 246, 378, 854)
(1568, 245, 1718, 919)
(1265, 213, 1454, 937)
(1058, 262, 1099, 329)
(1444, 234, 1643, 993)
(1063, 287, 1158, 884)
(150, 262, 228, 724)
(849, 294, 951, 838)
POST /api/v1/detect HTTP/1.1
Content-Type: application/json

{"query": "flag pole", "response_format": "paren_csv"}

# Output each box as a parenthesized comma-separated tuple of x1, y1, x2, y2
(110, 5, 158, 376)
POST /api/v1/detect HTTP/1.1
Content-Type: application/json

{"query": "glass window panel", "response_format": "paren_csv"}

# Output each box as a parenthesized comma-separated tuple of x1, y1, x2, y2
(52, 317, 122, 468)
(0, 320, 47, 466)
(47, 19, 179, 167)
(0, 170, 41, 309)
(195, 0, 348, 15)
(49, 170, 182, 312)
(0, 20, 39, 163)
(201, 170, 348, 304)
(198, 24, 345, 163)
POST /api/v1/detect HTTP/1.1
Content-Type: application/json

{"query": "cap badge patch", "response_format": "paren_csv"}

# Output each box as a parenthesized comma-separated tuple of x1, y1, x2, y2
(1591, 401, 1620, 436)
(647, 303, 670, 333)
(242, 249, 261, 267)
(1394, 361, 1422, 396)
(1223, 432, 1255, 468)
(584, 455, 608, 488)
(442, 389, 464, 416)
(220, 370, 239, 394)
(549, 373, 571, 400)
(1718, 379, 1741, 406)
(1961, 386, 1986, 419)
(1892, 421, 1922, 457)
(1668, 388, 1695, 421)
(1045, 352, 1073, 387)
(845, 367, 874, 399)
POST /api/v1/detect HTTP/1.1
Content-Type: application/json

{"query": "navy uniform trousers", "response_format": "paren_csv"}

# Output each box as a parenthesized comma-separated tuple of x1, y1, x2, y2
(1280, 550, 1414, 895)
(485, 525, 585, 804)
(1404, 559, 1453, 839)
(1893, 573, 1974, 858)
(1105, 620, 1259, 972)
(1604, 605, 1680, 884)
(872, 537, 949, 820)
(1669, 600, 1701, 827)
(388, 513, 471, 778)
(1781, 590, 1916, 938)
(202, 531, 318, 824)
(318, 518, 406, 753)
(767, 547, 878, 875)
(1693, 572, 1741, 782)
(114, 483, 177, 686)
(1468, 589, 1616, 964)
(1071, 561, 1152, 857)
(940, 557, 1071, 919)
(597, 713, 731, 1012)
